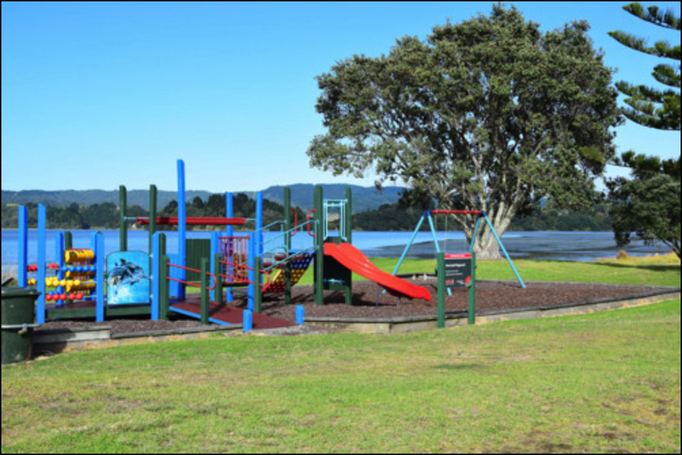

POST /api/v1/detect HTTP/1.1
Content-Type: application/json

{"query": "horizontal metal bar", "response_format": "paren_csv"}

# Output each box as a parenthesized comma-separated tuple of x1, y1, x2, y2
(166, 263, 217, 291)
(261, 250, 315, 272)
(261, 220, 285, 231)
(256, 220, 318, 246)
(2, 323, 42, 330)
(169, 307, 231, 326)
(431, 210, 482, 216)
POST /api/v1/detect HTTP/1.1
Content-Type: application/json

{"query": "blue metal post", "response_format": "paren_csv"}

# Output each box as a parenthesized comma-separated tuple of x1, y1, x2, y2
(427, 214, 442, 254)
(243, 309, 253, 333)
(36, 205, 46, 324)
(226, 193, 234, 238)
(469, 216, 484, 254)
(482, 214, 526, 288)
(256, 192, 264, 257)
(392, 214, 427, 276)
(177, 159, 187, 300)
(18, 206, 28, 288)
(91, 232, 105, 322)
(429, 212, 452, 296)
(97, 232, 106, 321)
(296, 305, 305, 325)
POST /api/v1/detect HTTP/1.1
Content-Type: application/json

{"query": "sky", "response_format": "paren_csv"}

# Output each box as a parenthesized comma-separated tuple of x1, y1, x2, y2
(2, 1, 680, 193)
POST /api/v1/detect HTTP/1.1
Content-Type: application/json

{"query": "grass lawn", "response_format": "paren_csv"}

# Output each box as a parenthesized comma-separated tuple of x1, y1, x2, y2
(2, 256, 680, 453)
(295, 253, 681, 288)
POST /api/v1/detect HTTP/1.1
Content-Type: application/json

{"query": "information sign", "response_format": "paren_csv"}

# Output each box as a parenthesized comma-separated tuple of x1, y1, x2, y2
(444, 253, 472, 288)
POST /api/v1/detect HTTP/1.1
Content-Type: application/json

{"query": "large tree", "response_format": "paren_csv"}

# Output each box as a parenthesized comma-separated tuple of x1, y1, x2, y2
(608, 2, 680, 130)
(307, 5, 621, 259)
(607, 3, 681, 258)
(607, 153, 680, 258)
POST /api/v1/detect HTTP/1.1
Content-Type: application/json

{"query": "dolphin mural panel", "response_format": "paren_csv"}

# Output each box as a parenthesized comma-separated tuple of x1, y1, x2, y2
(106, 251, 150, 305)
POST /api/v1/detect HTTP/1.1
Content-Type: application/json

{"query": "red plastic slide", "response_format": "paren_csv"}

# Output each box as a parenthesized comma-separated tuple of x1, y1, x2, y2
(325, 243, 432, 301)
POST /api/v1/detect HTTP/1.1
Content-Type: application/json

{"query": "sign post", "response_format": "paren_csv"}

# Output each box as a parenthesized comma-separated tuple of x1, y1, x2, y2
(437, 252, 476, 327)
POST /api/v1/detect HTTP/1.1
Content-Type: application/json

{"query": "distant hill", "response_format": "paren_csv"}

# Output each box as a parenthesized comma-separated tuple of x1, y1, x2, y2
(261, 184, 403, 212)
(1, 184, 404, 213)
(1, 189, 212, 211)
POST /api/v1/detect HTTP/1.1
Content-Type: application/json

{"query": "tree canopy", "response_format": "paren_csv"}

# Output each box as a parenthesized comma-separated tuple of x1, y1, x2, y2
(307, 4, 621, 259)
(606, 3, 681, 258)
(607, 154, 681, 258)
(608, 2, 681, 130)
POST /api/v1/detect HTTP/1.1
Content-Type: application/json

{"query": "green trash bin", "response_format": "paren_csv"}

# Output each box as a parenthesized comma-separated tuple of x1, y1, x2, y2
(1, 287, 41, 365)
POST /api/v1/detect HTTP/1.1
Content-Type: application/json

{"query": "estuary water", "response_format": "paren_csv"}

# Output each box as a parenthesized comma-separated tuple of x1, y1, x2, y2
(1, 229, 670, 266)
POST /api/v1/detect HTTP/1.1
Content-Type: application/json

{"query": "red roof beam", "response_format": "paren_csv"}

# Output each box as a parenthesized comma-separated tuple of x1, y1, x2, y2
(136, 217, 246, 226)
(431, 210, 482, 216)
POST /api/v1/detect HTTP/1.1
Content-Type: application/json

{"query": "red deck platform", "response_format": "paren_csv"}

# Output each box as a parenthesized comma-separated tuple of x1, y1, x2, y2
(170, 299, 295, 329)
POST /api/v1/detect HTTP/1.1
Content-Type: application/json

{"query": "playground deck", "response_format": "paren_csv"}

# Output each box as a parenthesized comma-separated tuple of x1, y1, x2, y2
(170, 299, 295, 329)
(44, 298, 295, 330)
(45, 301, 151, 319)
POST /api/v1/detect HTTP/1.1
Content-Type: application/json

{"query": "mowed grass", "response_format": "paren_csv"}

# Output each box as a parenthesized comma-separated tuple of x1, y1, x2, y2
(296, 253, 681, 288)
(2, 255, 680, 453)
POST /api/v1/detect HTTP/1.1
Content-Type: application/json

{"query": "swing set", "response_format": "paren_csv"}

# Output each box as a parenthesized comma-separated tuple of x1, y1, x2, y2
(392, 210, 526, 289)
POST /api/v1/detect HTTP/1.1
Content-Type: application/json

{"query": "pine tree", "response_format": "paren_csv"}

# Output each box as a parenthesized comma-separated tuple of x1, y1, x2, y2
(608, 2, 680, 130)
(607, 3, 681, 258)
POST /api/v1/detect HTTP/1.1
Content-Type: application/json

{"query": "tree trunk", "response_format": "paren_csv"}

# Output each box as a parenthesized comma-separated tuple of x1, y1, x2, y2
(473, 232, 503, 260)
(467, 214, 514, 261)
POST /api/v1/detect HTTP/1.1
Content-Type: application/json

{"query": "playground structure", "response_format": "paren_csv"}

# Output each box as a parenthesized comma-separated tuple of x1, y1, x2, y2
(18, 205, 107, 323)
(16, 159, 448, 330)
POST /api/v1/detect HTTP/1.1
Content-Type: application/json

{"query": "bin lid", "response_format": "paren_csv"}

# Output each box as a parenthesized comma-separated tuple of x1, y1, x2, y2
(1, 286, 41, 298)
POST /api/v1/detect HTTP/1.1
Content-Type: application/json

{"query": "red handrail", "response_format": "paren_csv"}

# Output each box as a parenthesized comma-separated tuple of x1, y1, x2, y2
(307, 209, 316, 237)
(166, 263, 217, 291)
(218, 260, 271, 287)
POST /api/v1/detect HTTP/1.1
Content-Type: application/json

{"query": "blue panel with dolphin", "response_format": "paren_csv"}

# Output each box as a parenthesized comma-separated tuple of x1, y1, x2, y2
(107, 251, 151, 305)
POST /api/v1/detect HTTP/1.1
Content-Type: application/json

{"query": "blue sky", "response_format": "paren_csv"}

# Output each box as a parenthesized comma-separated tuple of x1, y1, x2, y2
(2, 1, 680, 193)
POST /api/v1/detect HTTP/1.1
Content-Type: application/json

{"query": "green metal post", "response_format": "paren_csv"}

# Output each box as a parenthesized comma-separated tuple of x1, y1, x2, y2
(200, 258, 209, 324)
(214, 253, 223, 304)
(159, 254, 170, 320)
(154, 233, 168, 320)
(64, 231, 73, 251)
(468, 252, 476, 325)
(119, 185, 128, 252)
(314, 186, 324, 306)
(149, 184, 157, 254)
(437, 253, 446, 329)
(344, 187, 353, 306)
(284, 187, 292, 305)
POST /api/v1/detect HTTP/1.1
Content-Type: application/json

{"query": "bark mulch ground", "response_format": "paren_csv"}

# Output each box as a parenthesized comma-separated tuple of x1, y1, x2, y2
(254, 279, 674, 321)
(37, 279, 675, 335)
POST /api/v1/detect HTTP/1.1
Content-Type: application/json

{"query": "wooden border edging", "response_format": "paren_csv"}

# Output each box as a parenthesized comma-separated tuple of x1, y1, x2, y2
(32, 323, 243, 355)
(304, 286, 681, 333)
